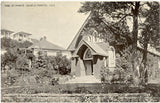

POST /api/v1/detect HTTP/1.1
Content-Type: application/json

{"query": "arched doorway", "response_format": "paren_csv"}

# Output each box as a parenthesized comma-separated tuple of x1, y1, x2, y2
(83, 48, 93, 75)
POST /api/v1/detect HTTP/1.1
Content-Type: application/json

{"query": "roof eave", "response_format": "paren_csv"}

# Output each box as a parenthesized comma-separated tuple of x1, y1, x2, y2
(67, 12, 92, 50)
(92, 53, 108, 57)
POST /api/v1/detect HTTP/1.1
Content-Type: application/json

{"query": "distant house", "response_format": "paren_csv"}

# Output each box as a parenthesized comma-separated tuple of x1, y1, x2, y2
(1, 29, 14, 38)
(67, 13, 160, 83)
(1, 29, 32, 42)
(12, 31, 32, 42)
(29, 36, 71, 58)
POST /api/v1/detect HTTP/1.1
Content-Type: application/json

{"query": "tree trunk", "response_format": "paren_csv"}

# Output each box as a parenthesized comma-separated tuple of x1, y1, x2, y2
(131, 2, 140, 85)
(132, 2, 140, 51)
(142, 26, 150, 84)
(142, 42, 148, 84)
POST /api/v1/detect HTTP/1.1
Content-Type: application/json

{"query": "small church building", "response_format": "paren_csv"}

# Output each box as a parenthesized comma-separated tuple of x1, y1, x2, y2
(67, 18, 116, 81)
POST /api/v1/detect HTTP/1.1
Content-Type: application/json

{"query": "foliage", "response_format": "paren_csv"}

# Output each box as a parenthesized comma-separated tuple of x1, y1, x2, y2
(138, 2, 160, 84)
(28, 53, 71, 85)
(80, 13, 132, 52)
(2, 68, 21, 87)
(2, 48, 71, 87)
(100, 66, 134, 84)
(46, 54, 71, 75)
(32, 57, 48, 69)
(100, 46, 144, 85)
(1, 37, 33, 71)
(1, 48, 18, 70)
(140, 2, 160, 47)
(1, 37, 12, 49)
(78, 1, 141, 48)
(1, 37, 33, 49)
(1, 48, 35, 71)
(33, 51, 71, 74)
(1, 41, 35, 86)
(146, 53, 160, 80)
(1, 34, 71, 88)
(16, 55, 30, 70)
(100, 66, 112, 83)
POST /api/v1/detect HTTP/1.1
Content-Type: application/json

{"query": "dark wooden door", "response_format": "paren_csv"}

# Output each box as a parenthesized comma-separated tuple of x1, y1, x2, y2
(84, 60, 93, 75)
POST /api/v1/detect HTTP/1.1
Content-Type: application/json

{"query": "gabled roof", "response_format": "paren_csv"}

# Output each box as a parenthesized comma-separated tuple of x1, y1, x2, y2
(13, 31, 32, 36)
(29, 39, 65, 51)
(84, 40, 109, 56)
(67, 13, 92, 51)
(74, 40, 110, 57)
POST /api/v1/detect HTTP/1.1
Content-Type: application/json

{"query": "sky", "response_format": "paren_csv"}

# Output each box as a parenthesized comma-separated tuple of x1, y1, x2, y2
(1, 1, 88, 49)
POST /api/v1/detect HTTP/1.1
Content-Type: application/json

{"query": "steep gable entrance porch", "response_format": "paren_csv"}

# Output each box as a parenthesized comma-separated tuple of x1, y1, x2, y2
(68, 40, 115, 83)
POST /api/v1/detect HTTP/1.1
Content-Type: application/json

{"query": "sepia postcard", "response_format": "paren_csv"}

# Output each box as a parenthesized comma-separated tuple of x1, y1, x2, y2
(1, 1, 160, 102)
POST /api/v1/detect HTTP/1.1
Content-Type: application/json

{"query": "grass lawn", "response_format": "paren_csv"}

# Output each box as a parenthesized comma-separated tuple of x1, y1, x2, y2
(2, 83, 160, 97)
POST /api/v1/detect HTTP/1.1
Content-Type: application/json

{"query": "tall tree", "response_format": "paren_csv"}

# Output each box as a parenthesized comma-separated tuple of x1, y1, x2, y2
(78, 1, 159, 84)
(139, 2, 160, 83)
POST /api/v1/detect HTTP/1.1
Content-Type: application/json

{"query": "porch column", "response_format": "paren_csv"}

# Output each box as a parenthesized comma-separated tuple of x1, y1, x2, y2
(79, 57, 86, 76)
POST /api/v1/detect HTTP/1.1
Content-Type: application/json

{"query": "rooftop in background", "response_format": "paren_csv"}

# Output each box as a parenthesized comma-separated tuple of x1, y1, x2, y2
(29, 37, 65, 51)
(1, 29, 14, 33)
(13, 31, 32, 36)
(31, 38, 39, 43)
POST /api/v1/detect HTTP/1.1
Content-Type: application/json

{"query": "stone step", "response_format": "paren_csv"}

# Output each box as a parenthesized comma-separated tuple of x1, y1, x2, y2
(65, 75, 101, 84)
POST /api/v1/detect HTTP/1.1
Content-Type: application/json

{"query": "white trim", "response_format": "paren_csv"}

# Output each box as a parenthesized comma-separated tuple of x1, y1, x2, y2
(83, 48, 93, 60)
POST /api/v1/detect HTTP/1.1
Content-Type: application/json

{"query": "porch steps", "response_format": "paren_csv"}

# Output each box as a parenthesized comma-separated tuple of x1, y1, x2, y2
(65, 75, 101, 84)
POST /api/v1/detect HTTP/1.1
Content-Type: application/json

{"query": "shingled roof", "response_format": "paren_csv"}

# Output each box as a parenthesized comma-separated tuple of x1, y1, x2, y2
(84, 40, 109, 56)
(73, 40, 110, 57)
(29, 38, 65, 51)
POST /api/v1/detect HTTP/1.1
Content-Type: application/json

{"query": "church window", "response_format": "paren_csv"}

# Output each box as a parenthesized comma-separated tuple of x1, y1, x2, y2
(83, 48, 93, 60)
(104, 57, 107, 67)
(108, 47, 116, 67)
(88, 36, 91, 42)
(158, 59, 160, 69)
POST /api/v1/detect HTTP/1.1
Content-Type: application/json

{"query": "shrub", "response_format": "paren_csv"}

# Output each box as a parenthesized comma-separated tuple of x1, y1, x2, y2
(1, 37, 32, 49)
(100, 66, 113, 83)
(48, 54, 71, 75)
(45, 55, 71, 75)
(2, 69, 21, 87)
(100, 65, 134, 84)
(51, 77, 59, 85)
(1, 48, 18, 71)
(16, 55, 30, 70)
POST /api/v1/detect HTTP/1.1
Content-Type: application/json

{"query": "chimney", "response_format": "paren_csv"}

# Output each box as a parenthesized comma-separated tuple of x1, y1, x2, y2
(40, 36, 47, 41)
(43, 36, 46, 40)
(40, 37, 43, 41)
